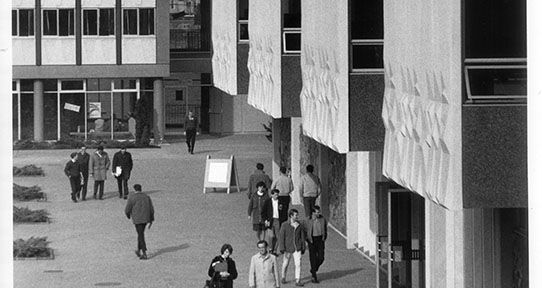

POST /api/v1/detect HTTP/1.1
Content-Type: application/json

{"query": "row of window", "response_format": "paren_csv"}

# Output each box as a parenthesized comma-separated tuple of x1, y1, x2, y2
(12, 8, 155, 37)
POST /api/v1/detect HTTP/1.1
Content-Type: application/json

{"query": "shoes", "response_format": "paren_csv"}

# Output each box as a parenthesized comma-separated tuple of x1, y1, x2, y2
(93, 195, 97, 200)
(139, 253, 148, 260)
(72, 199, 77, 203)
(295, 281, 304, 287)
(311, 277, 319, 283)
(281, 279, 287, 284)
(135, 250, 141, 258)
(123, 196, 127, 200)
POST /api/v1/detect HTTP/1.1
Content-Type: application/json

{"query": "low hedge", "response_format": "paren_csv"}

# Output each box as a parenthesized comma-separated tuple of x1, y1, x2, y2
(13, 165, 45, 177)
(13, 138, 159, 150)
(14, 206, 49, 223)
(13, 237, 52, 258)
(13, 184, 45, 201)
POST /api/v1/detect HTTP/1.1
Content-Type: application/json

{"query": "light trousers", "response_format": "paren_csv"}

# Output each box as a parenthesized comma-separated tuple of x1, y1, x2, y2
(281, 251, 302, 281)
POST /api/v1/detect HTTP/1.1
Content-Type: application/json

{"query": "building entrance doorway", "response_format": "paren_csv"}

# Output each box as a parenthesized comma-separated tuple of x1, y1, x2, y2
(376, 182, 425, 288)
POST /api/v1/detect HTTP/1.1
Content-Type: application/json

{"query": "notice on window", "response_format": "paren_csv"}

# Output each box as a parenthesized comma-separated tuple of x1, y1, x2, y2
(88, 102, 101, 118)
(64, 103, 80, 112)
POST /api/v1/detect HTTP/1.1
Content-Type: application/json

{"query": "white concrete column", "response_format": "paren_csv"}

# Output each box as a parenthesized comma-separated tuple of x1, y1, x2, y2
(346, 152, 359, 249)
(272, 118, 281, 180)
(153, 78, 164, 143)
(33, 80, 44, 141)
(290, 117, 302, 205)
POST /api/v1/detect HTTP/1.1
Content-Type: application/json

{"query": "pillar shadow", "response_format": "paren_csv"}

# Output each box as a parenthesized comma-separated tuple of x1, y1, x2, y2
(150, 243, 190, 259)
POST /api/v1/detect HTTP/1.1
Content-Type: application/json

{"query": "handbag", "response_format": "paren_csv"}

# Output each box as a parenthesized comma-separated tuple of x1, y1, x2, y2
(204, 274, 224, 288)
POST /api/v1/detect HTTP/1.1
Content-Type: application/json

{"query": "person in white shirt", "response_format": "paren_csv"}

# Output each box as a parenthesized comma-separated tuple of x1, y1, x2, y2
(270, 167, 294, 225)
(262, 189, 282, 254)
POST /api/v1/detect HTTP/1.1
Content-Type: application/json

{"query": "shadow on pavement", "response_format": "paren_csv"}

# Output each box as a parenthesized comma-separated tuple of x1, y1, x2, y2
(150, 243, 190, 259)
(192, 150, 221, 155)
(316, 267, 364, 281)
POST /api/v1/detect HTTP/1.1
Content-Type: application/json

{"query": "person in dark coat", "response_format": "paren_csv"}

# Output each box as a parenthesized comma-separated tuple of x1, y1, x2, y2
(261, 189, 283, 255)
(184, 111, 198, 154)
(208, 244, 238, 288)
(247, 163, 272, 199)
(77, 145, 90, 200)
(64, 152, 81, 203)
(248, 182, 270, 241)
(304, 205, 327, 284)
(125, 184, 154, 260)
(113, 144, 133, 199)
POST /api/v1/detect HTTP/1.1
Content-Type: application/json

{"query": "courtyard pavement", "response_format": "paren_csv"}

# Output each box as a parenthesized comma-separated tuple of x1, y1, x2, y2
(12, 134, 376, 288)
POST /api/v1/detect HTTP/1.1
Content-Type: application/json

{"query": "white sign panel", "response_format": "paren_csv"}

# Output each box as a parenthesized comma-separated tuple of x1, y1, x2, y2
(64, 103, 80, 112)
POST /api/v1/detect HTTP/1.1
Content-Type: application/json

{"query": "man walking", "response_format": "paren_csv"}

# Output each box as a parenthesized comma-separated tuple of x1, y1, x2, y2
(184, 111, 198, 154)
(77, 145, 90, 201)
(125, 184, 154, 260)
(270, 166, 294, 224)
(299, 165, 321, 218)
(305, 205, 327, 283)
(278, 209, 305, 287)
(261, 189, 282, 254)
(89, 145, 110, 200)
(249, 240, 281, 288)
(64, 152, 81, 203)
(248, 163, 272, 199)
(112, 144, 133, 199)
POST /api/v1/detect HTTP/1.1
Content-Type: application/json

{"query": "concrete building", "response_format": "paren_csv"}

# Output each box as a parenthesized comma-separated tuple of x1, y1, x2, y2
(12, 0, 169, 142)
(238, 0, 528, 288)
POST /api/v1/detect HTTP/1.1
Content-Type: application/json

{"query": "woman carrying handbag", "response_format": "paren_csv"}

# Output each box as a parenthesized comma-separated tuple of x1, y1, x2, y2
(206, 244, 238, 288)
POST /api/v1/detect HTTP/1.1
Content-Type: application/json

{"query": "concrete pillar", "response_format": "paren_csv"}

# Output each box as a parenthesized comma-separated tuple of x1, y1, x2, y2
(153, 78, 164, 143)
(272, 118, 281, 180)
(318, 143, 329, 218)
(290, 117, 302, 205)
(346, 152, 359, 249)
(33, 80, 44, 141)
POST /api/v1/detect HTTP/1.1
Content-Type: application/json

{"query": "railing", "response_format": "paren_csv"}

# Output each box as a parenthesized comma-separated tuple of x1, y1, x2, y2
(165, 104, 201, 126)
(170, 29, 211, 52)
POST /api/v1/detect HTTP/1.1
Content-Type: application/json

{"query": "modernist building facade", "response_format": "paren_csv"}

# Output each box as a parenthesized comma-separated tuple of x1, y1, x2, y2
(12, 0, 169, 142)
(234, 0, 528, 288)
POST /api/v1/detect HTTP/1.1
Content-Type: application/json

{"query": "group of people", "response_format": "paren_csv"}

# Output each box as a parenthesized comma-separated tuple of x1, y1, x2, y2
(64, 144, 133, 202)
(207, 163, 326, 288)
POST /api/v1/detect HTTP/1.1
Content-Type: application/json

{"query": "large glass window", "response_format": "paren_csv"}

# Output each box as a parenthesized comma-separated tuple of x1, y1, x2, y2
(99, 9, 115, 36)
(43, 9, 74, 36)
(13, 9, 35, 37)
(83, 10, 98, 35)
(282, 0, 301, 54)
(169, 0, 211, 52)
(238, 0, 248, 41)
(464, 0, 526, 103)
(350, 0, 383, 72)
(123, 8, 155, 35)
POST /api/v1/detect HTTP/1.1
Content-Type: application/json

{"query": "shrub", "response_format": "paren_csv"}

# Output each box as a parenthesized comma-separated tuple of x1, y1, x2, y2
(13, 237, 52, 258)
(13, 184, 45, 201)
(134, 97, 152, 146)
(13, 137, 158, 150)
(13, 206, 49, 223)
(13, 165, 45, 176)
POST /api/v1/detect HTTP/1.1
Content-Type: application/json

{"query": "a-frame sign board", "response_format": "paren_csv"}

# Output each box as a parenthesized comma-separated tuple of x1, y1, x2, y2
(203, 155, 240, 194)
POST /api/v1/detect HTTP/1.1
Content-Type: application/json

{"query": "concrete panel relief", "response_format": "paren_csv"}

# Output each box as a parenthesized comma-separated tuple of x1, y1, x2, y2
(41, 38, 76, 65)
(381, 62, 460, 209)
(211, 0, 237, 95)
(12, 38, 35, 66)
(122, 37, 156, 64)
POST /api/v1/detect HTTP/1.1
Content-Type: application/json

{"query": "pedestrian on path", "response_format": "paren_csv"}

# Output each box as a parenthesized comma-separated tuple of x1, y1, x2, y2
(270, 166, 294, 225)
(261, 189, 282, 254)
(278, 209, 306, 287)
(184, 111, 198, 154)
(208, 244, 238, 288)
(299, 165, 321, 218)
(77, 145, 90, 201)
(247, 163, 272, 199)
(249, 182, 270, 241)
(89, 145, 110, 200)
(112, 144, 133, 199)
(64, 152, 81, 203)
(304, 205, 327, 283)
(249, 240, 281, 288)
(125, 184, 154, 260)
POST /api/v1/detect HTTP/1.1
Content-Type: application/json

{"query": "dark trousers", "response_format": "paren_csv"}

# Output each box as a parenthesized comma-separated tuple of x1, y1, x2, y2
(303, 196, 317, 218)
(79, 172, 88, 199)
(117, 178, 129, 197)
(93, 180, 104, 199)
(278, 195, 291, 225)
(69, 176, 81, 200)
(135, 223, 147, 252)
(308, 236, 325, 277)
(185, 128, 196, 152)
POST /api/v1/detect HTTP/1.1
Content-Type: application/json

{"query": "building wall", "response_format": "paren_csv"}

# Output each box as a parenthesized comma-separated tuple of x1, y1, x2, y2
(211, 0, 237, 95)
(326, 147, 347, 234)
(300, 0, 349, 153)
(382, 0, 462, 210)
(281, 56, 302, 118)
(247, 0, 282, 118)
(237, 44, 250, 95)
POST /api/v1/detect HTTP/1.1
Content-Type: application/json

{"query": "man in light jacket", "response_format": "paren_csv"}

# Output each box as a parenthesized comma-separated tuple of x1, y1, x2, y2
(89, 145, 110, 200)
(278, 209, 305, 287)
(249, 240, 280, 288)
(125, 184, 154, 260)
(298, 164, 321, 218)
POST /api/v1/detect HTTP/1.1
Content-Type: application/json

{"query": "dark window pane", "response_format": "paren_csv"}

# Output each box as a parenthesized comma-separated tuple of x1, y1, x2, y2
(83, 10, 98, 35)
(283, 0, 301, 28)
(238, 0, 249, 20)
(468, 68, 527, 96)
(123, 9, 137, 35)
(139, 8, 154, 35)
(43, 79, 58, 91)
(61, 80, 84, 90)
(113, 79, 136, 89)
(352, 44, 384, 69)
(201, 73, 212, 85)
(12, 10, 17, 36)
(465, 0, 526, 58)
(141, 78, 154, 90)
(99, 8, 115, 36)
(351, 0, 383, 39)
(43, 10, 57, 35)
(176, 90, 184, 101)
(284, 32, 301, 52)
(59, 9, 74, 36)
(19, 9, 34, 36)
(239, 23, 249, 40)
(12, 81, 17, 91)
(87, 79, 112, 91)
(20, 80, 34, 92)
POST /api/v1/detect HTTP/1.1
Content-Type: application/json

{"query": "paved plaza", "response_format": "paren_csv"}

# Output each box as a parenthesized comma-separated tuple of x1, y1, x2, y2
(13, 134, 375, 288)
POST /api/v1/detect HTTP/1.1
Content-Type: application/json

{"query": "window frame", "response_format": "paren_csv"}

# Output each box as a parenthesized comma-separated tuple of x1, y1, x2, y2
(83, 8, 115, 37)
(123, 8, 155, 36)
(13, 9, 35, 37)
(349, 0, 384, 74)
(42, 8, 75, 37)
(282, 28, 301, 54)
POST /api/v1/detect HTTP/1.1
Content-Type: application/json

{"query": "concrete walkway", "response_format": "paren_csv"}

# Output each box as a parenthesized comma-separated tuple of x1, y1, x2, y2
(13, 134, 376, 288)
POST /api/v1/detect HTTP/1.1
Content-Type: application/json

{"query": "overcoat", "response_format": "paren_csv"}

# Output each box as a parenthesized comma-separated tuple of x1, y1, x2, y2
(89, 151, 110, 181)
